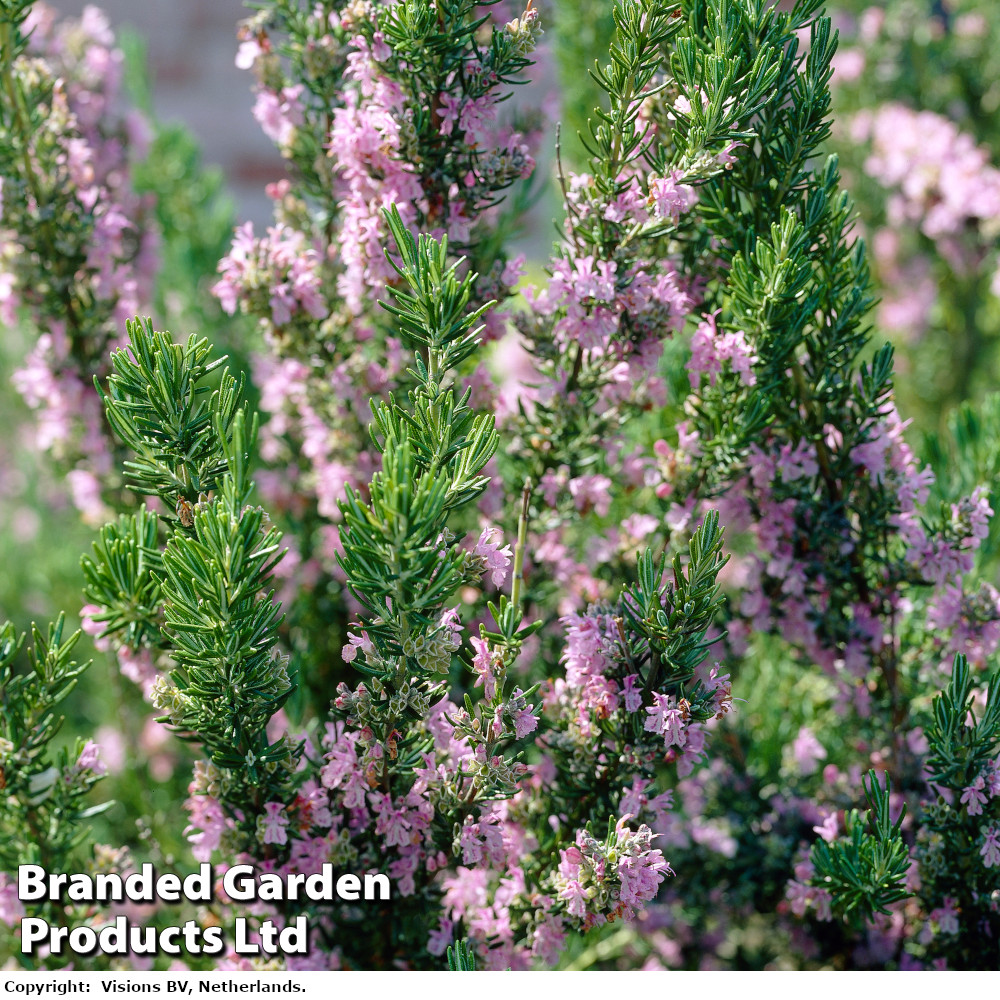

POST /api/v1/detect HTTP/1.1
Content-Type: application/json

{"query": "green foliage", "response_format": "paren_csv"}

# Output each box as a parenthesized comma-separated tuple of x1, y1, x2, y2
(89, 317, 296, 815)
(6, 0, 1000, 973)
(380, 215, 496, 380)
(335, 208, 540, 807)
(505, 0, 773, 566)
(809, 770, 911, 926)
(0, 315, 95, 640)
(550, 0, 615, 166)
(584, 1, 682, 184)
(227, 0, 544, 711)
(914, 656, 1000, 969)
(158, 476, 291, 776)
(98, 317, 253, 509)
(621, 510, 727, 691)
(445, 937, 478, 971)
(0, 615, 108, 873)
(0, 0, 33, 74)
(680, 1, 910, 666)
(379, 0, 535, 88)
(373, 0, 537, 212)
(0, 6, 82, 339)
(663, 0, 784, 158)
(119, 30, 240, 334)
(925, 655, 1000, 792)
(339, 207, 499, 661)
(81, 507, 163, 652)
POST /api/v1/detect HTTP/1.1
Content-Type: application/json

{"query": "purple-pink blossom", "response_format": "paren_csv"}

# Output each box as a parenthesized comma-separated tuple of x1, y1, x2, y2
(75, 740, 107, 776)
(980, 825, 1000, 869)
(474, 526, 513, 588)
(644, 693, 687, 749)
(259, 801, 290, 845)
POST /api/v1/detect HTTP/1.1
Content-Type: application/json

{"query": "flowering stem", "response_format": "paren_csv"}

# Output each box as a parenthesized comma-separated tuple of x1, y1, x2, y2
(789, 357, 872, 607)
(565, 342, 585, 393)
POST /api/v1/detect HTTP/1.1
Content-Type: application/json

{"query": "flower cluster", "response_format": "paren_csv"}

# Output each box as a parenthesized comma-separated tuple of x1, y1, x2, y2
(854, 103, 1000, 246)
(1, 4, 159, 523)
(553, 822, 673, 927)
(826, 1, 1000, 415)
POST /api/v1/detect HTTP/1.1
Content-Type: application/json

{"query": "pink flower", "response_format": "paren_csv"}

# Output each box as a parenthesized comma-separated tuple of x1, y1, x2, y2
(621, 776, 674, 827)
(117, 645, 157, 693)
(321, 728, 359, 789)
(235, 39, 262, 69)
(76, 740, 107, 775)
(560, 612, 622, 720)
(981, 825, 1000, 869)
(185, 793, 228, 863)
(474, 526, 513, 588)
(686, 311, 757, 389)
(558, 879, 589, 918)
(370, 792, 430, 850)
(66, 469, 107, 524)
(538, 467, 567, 507)
(259, 802, 290, 845)
(80, 603, 111, 652)
(929, 897, 961, 934)
(603, 177, 648, 224)
(643, 694, 687, 749)
(459, 820, 487, 865)
(776, 440, 818, 482)
(470, 636, 500, 700)
(342, 630, 374, 664)
(436, 93, 498, 147)
(568, 474, 612, 517)
(831, 48, 864, 83)
(253, 85, 305, 147)
(370, 31, 391, 63)
(961, 776, 988, 816)
(427, 917, 454, 957)
(716, 140, 744, 167)
(622, 673, 643, 713)
(812, 812, 839, 842)
(616, 823, 673, 907)
(617, 850, 671, 907)
(510, 700, 539, 740)
(705, 666, 734, 717)
(441, 866, 489, 919)
(531, 913, 567, 966)
(558, 845, 582, 882)
(94, 725, 126, 775)
(647, 171, 697, 223)
(791, 726, 826, 776)
(984, 759, 1000, 797)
